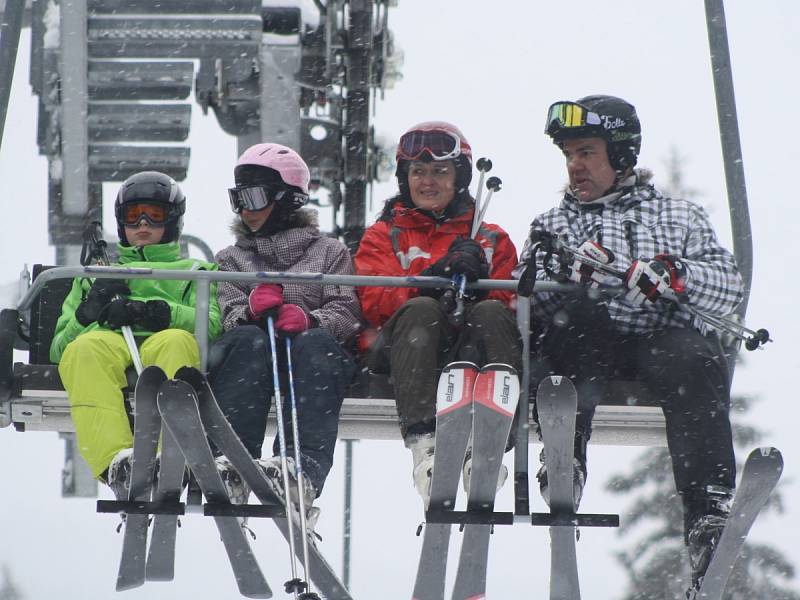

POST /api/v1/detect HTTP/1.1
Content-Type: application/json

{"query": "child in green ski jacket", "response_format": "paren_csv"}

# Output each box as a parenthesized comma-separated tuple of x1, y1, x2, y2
(50, 171, 222, 498)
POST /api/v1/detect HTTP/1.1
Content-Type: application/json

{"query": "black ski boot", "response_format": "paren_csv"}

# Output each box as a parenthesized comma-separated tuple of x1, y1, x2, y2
(683, 485, 733, 597)
(537, 432, 589, 511)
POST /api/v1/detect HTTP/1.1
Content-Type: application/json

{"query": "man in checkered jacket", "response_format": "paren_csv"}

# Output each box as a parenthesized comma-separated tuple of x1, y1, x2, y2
(514, 95, 744, 591)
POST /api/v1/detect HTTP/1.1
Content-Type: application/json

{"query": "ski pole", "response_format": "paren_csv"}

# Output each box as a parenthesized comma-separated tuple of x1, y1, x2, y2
(266, 316, 303, 599)
(475, 176, 502, 234)
(449, 176, 504, 326)
(81, 221, 144, 374)
(558, 241, 772, 350)
(284, 336, 319, 600)
(470, 157, 493, 238)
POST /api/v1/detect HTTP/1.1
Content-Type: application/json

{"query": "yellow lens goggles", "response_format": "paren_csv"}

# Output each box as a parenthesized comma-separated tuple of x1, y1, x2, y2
(545, 101, 602, 135)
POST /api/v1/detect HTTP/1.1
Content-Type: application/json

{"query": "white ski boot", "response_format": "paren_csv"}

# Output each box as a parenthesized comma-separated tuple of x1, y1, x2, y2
(405, 432, 436, 508)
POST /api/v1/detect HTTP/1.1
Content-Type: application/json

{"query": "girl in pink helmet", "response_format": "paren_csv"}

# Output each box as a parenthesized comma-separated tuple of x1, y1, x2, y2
(209, 143, 361, 525)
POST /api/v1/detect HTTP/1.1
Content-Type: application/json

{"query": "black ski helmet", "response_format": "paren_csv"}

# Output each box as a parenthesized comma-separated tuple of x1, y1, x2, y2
(394, 121, 474, 202)
(114, 171, 186, 246)
(545, 95, 642, 173)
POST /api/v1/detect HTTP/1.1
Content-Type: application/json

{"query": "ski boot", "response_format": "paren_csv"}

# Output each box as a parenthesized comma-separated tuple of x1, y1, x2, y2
(405, 431, 436, 508)
(462, 448, 508, 494)
(259, 455, 320, 534)
(683, 484, 733, 596)
(215, 455, 251, 505)
(537, 433, 588, 511)
(105, 447, 134, 501)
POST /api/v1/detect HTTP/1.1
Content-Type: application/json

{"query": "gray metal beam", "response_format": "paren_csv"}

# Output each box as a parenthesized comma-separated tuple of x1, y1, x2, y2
(704, 0, 752, 318)
(258, 41, 302, 151)
(0, 0, 26, 153)
(88, 60, 193, 100)
(59, 0, 89, 219)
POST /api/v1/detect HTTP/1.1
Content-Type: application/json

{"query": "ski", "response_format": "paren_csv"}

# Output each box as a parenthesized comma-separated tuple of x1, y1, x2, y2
(174, 366, 354, 600)
(412, 361, 478, 600)
(116, 365, 166, 592)
(145, 425, 185, 581)
(689, 446, 784, 600)
(537, 376, 581, 600)
(451, 364, 520, 600)
(157, 378, 272, 599)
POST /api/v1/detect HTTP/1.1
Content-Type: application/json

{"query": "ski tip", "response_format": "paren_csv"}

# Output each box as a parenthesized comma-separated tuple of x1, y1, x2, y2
(134, 365, 167, 389)
(749, 446, 784, 470)
(537, 375, 576, 391)
(442, 361, 479, 372)
(480, 362, 518, 376)
(174, 365, 206, 382)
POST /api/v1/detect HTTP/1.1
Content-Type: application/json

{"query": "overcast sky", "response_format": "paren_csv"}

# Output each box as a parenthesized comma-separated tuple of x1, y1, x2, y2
(1, 2, 799, 598)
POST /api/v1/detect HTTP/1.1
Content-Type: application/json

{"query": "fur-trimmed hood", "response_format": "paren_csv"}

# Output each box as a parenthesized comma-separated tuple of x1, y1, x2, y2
(229, 207, 319, 240)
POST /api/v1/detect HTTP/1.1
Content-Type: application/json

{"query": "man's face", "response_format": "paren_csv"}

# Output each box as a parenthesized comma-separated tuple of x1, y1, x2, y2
(561, 137, 617, 202)
(407, 160, 457, 213)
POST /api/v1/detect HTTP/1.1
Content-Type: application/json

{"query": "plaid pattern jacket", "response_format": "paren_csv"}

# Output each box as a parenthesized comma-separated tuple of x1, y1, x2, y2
(215, 210, 362, 344)
(514, 172, 744, 334)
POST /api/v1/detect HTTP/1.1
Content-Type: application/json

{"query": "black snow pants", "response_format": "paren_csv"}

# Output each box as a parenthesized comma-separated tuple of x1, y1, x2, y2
(207, 324, 354, 494)
(535, 293, 736, 497)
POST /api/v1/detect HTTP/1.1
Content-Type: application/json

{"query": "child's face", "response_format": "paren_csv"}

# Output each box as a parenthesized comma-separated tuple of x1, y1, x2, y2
(124, 222, 165, 247)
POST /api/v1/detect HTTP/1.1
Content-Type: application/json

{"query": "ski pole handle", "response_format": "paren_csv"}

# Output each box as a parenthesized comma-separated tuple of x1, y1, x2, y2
(472, 176, 502, 239)
(470, 158, 493, 238)
(447, 275, 467, 326)
(80, 221, 144, 373)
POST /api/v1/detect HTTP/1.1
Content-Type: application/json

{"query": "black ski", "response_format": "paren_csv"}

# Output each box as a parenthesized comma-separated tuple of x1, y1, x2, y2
(537, 376, 581, 600)
(145, 425, 185, 581)
(157, 379, 272, 599)
(174, 366, 354, 600)
(451, 364, 520, 600)
(116, 365, 166, 592)
(412, 361, 478, 600)
(689, 446, 784, 600)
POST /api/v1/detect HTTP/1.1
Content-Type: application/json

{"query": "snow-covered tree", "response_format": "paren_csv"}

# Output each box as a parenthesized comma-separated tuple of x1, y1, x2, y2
(0, 564, 24, 600)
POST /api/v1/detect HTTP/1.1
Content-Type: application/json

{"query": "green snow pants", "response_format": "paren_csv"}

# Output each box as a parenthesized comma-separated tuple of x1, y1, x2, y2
(58, 329, 200, 478)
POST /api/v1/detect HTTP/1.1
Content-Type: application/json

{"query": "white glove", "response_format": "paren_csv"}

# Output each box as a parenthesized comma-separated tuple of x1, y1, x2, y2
(568, 240, 615, 287)
(624, 255, 686, 305)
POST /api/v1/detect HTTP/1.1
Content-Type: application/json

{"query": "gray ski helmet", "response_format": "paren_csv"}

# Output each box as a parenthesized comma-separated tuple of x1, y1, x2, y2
(114, 171, 186, 245)
(546, 95, 642, 172)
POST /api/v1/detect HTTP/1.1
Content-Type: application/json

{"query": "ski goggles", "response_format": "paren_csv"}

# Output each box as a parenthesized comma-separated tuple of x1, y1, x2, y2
(397, 129, 462, 161)
(119, 202, 170, 226)
(544, 101, 603, 136)
(228, 185, 308, 214)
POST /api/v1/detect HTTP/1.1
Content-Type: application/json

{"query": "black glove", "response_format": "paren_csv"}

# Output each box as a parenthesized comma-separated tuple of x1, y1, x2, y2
(75, 279, 131, 326)
(422, 238, 489, 282)
(99, 299, 171, 331)
(141, 300, 171, 331)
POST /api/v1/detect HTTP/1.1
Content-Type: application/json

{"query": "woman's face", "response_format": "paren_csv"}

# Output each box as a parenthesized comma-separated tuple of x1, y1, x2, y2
(240, 204, 276, 232)
(407, 160, 457, 213)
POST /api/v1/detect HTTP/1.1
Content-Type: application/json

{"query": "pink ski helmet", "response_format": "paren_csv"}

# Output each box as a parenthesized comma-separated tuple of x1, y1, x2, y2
(394, 121, 474, 198)
(236, 143, 310, 194)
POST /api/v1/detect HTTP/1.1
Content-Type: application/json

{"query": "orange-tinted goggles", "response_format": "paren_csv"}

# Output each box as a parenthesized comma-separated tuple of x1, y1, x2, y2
(121, 202, 169, 226)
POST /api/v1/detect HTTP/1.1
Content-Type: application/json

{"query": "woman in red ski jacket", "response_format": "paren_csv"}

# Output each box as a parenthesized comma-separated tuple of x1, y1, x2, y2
(354, 121, 521, 508)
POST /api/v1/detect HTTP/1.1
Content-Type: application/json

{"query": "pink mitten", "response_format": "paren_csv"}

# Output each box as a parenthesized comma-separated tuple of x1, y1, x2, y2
(274, 304, 310, 334)
(248, 284, 283, 318)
